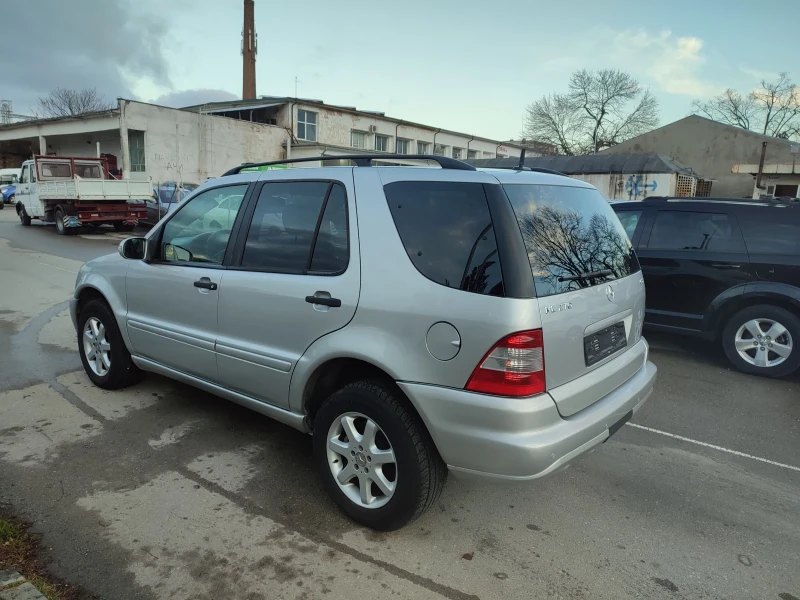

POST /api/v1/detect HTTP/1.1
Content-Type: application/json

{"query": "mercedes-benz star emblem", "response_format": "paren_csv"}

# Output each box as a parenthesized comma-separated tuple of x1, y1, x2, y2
(606, 285, 615, 302)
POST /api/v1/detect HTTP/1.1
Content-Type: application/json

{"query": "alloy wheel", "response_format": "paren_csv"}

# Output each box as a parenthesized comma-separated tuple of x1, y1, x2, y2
(734, 318, 793, 368)
(82, 317, 111, 376)
(326, 412, 397, 509)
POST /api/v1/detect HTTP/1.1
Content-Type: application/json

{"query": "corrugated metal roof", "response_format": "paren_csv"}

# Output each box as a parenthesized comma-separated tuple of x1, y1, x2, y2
(468, 153, 703, 177)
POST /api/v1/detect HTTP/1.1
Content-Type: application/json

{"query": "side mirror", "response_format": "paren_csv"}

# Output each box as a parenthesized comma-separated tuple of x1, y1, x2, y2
(118, 237, 146, 260)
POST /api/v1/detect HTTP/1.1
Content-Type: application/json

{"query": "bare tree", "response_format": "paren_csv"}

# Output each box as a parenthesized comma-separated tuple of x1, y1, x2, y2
(692, 73, 800, 139)
(36, 88, 114, 118)
(523, 69, 660, 156)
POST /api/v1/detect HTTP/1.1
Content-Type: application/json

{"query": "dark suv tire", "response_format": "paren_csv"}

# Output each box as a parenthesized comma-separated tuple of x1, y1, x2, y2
(77, 299, 144, 389)
(722, 304, 800, 378)
(313, 380, 447, 531)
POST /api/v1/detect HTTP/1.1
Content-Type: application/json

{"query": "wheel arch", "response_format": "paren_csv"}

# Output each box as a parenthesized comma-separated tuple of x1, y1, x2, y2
(74, 281, 134, 353)
(704, 284, 800, 340)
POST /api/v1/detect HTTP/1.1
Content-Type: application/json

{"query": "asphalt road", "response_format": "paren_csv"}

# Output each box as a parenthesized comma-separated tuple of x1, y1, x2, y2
(1, 207, 798, 600)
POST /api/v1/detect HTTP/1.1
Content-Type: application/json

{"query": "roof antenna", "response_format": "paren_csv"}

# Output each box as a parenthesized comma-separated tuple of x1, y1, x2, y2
(514, 148, 526, 171)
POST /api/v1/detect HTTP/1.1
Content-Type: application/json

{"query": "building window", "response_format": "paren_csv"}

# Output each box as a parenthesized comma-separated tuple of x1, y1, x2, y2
(417, 142, 431, 155)
(434, 144, 448, 156)
(467, 149, 479, 159)
(351, 130, 367, 149)
(375, 134, 390, 152)
(452, 147, 464, 160)
(483, 151, 493, 158)
(396, 139, 410, 154)
(675, 175, 695, 197)
(129, 130, 146, 172)
(297, 109, 317, 141)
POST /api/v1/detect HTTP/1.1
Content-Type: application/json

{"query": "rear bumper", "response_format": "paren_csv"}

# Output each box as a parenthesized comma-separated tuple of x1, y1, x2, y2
(398, 346, 657, 481)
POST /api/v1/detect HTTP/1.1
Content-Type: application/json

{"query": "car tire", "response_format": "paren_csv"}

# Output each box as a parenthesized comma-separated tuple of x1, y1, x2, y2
(77, 299, 144, 390)
(313, 380, 447, 531)
(17, 204, 31, 226)
(54, 205, 78, 235)
(722, 304, 800, 378)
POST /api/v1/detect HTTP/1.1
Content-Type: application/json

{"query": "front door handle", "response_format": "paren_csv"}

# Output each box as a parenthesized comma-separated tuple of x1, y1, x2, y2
(194, 277, 218, 290)
(305, 296, 341, 308)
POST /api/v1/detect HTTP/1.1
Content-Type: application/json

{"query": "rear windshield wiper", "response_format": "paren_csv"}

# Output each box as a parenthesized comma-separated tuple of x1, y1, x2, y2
(558, 269, 613, 282)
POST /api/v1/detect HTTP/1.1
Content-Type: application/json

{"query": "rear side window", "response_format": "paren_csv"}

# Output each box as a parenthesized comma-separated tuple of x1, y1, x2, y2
(648, 211, 745, 252)
(241, 181, 348, 274)
(384, 181, 504, 296)
(739, 210, 800, 255)
(504, 184, 640, 298)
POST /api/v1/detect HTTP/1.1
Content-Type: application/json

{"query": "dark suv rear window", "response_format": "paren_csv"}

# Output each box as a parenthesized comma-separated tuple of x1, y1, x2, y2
(739, 210, 800, 255)
(384, 181, 504, 296)
(504, 184, 639, 298)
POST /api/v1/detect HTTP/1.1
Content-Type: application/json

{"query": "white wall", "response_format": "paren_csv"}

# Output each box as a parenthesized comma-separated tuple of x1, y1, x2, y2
(572, 173, 676, 200)
(283, 103, 521, 159)
(122, 100, 287, 185)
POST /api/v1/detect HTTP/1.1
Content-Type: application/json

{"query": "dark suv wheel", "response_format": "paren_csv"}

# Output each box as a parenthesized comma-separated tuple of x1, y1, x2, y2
(313, 380, 447, 531)
(722, 305, 800, 378)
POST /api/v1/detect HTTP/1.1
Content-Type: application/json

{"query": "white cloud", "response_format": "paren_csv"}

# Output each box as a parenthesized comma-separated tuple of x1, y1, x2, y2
(610, 30, 722, 98)
(739, 66, 781, 82)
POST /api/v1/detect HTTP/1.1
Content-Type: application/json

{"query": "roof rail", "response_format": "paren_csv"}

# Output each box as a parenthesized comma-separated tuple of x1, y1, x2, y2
(644, 195, 798, 205)
(222, 154, 476, 176)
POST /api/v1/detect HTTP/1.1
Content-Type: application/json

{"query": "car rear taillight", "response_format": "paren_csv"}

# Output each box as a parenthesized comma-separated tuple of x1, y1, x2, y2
(465, 329, 545, 397)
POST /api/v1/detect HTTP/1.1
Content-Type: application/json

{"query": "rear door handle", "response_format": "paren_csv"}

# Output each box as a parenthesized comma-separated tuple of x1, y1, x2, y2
(305, 296, 341, 308)
(194, 277, 218, 290)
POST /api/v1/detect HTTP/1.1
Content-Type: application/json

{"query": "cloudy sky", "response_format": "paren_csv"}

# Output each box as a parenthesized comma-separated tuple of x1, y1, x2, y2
(2, 0, 796, 140)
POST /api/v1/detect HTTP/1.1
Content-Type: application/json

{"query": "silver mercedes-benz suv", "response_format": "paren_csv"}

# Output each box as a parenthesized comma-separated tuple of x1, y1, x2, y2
(70, 155, 657, 530)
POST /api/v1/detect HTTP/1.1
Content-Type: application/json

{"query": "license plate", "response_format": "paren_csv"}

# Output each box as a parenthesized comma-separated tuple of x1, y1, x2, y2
(584, 322, 627, 367)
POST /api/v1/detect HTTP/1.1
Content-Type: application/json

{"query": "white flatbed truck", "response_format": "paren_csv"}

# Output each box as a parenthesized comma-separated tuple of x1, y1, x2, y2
(15, 155, 150, 234)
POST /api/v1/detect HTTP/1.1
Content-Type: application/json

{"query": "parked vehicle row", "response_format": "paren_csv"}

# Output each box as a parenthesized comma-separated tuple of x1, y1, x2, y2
(612, 197, 800, 377)
(70, 155, 657, 530)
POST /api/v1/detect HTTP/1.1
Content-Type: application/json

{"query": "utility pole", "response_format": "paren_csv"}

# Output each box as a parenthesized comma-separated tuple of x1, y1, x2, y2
(242, 0, 257, 100)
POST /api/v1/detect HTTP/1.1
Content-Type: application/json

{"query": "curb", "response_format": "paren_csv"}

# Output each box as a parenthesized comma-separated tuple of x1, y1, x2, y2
(0, 571, 47, 600)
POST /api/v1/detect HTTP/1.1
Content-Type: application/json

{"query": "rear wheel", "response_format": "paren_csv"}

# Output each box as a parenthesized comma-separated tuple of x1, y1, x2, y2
(17, 204, 31, 226)
(722, 304, 800, 378)
(77, 299, 143, 389)
(313, 380, 446, 531)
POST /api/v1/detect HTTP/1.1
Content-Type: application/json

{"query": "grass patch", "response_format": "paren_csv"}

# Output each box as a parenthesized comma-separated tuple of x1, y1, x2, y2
(0, 511, 91, 600)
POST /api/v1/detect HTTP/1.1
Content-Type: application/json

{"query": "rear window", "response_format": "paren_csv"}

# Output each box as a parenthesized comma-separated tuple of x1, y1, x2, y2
(739, 210, 800, 255)
(384, 181, 504, 296)
(504, 184, 640, 298)
(39, 162, 72, 178)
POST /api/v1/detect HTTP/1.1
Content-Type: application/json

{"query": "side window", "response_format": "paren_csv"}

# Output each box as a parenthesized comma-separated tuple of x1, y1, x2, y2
(384, 181, 504, 296)
(739, 211, 800, 255)
(648, 211, 745, 252)
(160, 184, 248, 265)
(615, 210, 642, 241)
(20, 166, 29, 184)
(241, 181, 348, 274)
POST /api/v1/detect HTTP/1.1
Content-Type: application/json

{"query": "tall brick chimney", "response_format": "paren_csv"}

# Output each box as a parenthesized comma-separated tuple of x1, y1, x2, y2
(242, 0, 257, 100)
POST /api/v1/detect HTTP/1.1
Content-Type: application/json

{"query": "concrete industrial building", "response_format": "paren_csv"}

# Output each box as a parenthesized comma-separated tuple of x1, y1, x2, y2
(470, 153, 711, 201)
(732, 159, 800, 200)
(186, 96, 523, 164)
(0, 97, 521, 185)
(604, 115, 798, 198)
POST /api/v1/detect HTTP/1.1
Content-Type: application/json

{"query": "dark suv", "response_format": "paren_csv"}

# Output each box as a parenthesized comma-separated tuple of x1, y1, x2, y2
(612, 197, 800, 377)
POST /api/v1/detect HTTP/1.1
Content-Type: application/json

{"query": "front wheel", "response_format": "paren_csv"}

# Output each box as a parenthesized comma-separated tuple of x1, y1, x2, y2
(313, 381, 447, 531)
(17, 204, 31, 226)
(77, 299, 143, 389)
(722, 305, 800, 378)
